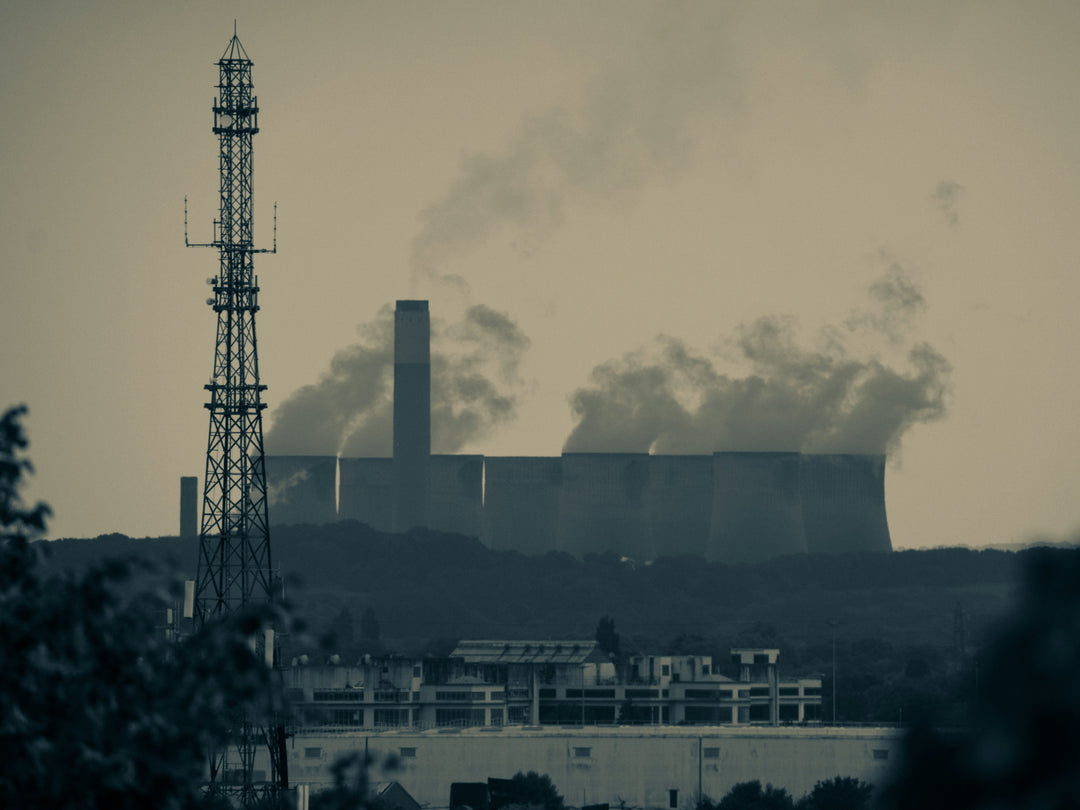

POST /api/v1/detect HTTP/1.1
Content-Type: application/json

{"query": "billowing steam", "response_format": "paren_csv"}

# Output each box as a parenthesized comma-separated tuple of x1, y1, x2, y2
(410, 5, 740, 289)
(265, 305, 530, 457)
(933, 180, 964, 227)
(564, 261, 950, 455)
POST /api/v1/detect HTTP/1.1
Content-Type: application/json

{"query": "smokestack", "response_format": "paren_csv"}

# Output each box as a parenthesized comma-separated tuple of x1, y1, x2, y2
(393, 300, 431, 532)
(180, 476, 197, 538)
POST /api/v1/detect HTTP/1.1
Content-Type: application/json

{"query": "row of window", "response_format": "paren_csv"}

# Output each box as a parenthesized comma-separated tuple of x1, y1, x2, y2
(306, 745, 890, 764)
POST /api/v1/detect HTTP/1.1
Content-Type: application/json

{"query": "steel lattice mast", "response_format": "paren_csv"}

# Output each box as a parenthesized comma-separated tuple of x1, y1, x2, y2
(189, 30, 275, 622)
(186, 28, 284, 806)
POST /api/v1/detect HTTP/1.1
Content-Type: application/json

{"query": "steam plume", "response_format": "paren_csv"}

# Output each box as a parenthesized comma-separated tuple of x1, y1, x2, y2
(265, 305, 529, 457)
(565, 262, 950, 455)
(933, 180, 964, 227)
(410, 5, 740, 288)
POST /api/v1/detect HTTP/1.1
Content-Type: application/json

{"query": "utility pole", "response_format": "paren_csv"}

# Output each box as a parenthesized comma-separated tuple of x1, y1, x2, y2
(829, 620, 837, 725)
(186, 26, 285, 807)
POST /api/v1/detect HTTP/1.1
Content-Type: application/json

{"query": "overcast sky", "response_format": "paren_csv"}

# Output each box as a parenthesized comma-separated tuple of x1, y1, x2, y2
(3, 1, 1079, 550)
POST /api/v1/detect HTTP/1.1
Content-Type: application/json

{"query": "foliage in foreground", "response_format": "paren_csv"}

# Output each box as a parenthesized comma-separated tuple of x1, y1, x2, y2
(0, 405, 291, 809)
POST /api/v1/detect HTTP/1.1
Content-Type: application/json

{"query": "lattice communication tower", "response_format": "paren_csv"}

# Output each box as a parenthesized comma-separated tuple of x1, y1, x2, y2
(186, 28, 285, 805)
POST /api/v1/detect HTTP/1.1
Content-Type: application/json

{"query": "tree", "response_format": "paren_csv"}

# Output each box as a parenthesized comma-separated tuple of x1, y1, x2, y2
(595, 615, 620, 656)
(0, 405, 290, 809)
(715, 781, 795, 810)
(797, 777, 873, 810)
(880, 548, 1080, 809)
(506, 771, 565, 810)
(361, 605, 381, 642)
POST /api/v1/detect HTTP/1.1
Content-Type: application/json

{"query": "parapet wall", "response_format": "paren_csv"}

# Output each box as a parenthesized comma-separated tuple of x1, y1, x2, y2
(283, 727, 901, 808)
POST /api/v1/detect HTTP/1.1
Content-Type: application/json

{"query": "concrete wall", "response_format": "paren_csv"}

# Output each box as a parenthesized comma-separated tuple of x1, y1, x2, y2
(430, 455, 484, 537)
(338, 458, 394, 532)
(708, 453, 807, 564)
(648, 456, 713, 558)
(800, 454, 891, 554)
(559, 454, 653, 561)
(285, 727, 901, 808)
(265, 455, 337, 527)
(180, 476, 198, 538)
(393, 300, 431, 533)
(482, 457, 563, 554)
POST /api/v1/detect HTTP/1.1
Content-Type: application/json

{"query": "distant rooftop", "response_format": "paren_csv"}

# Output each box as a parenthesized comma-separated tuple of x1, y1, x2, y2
(396, 300, 429, 312)
(452, 640, 601, 665)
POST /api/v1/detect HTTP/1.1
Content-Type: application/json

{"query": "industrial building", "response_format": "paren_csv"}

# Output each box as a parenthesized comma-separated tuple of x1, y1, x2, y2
(277, 644, 893, 809)
(260, 449, 891, 563)
(285, 643, 821, 732)
(251, 299, 893, 563)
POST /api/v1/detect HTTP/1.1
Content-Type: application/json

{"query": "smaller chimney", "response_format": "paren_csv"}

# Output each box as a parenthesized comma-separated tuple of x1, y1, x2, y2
(180, 476, 198, 538)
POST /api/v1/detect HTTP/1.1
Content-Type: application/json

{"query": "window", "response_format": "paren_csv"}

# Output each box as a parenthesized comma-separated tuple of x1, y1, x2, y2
(669, 789, 679, 808)
(574, 747, 591, 758)
(413, 666, 421, 678)
(662, 665, 670, 676)
(374, 709, 408, 727)
(701, 665, 710, 675)
(436, 691, 485, 702)
(703, 748, 720, 759)
(399, 747, 417, 758)
(779, 687, 799, 697)
(436, 708, 486, 728)
(304, 747, 321, 759)
(873, 749, 890, 760)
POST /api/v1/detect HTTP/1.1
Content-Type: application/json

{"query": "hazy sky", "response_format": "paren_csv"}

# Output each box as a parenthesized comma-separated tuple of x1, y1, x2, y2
(4, 1, 1079, 550)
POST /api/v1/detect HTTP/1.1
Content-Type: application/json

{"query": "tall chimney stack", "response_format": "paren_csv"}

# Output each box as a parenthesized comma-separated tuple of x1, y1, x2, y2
(393, 300, 431, 532)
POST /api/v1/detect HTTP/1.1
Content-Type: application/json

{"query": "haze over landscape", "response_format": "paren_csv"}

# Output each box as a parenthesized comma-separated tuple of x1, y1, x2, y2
(3, 2, 1079, 550)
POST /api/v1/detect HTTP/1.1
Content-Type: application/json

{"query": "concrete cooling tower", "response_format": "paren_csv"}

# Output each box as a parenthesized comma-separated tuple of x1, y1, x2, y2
(559, 453, 653, 561)
(430, 454, 484, 537)
(799, 454, 892, 554)
(482, 456, 563, 554)
(265, 455, 337, 527)
(708, 452, 807, 564)
(647, 455, 713, 557)
(338, 457, 393, 532)
(393, 300, 431, 532)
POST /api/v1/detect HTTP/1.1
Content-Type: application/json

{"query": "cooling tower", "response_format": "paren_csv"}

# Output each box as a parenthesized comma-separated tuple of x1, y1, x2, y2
(482, 456, 563, 554)
(180, 476, 198, 538)
(707, 452, 807, 564)
(799, 454, 892, 554)
(265, 455, 337, 527)
(393, 300, 431, 532)
(338, 457, 394, 531)
(648, 456, 713, 558)
(559, 453, 653, 560)
(430, 454, 484, 537)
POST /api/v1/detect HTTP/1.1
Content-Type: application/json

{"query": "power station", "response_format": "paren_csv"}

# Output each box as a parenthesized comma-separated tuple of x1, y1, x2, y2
(256, 300, 893, 563)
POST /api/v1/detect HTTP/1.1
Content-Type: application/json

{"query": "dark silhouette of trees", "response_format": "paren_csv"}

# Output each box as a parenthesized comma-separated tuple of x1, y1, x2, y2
(701, 780, 794, 810)
(0, 405, 291, 809)
(596, 615, 620, 656)
(505, 771, 565, 810)
(881, 547, 1080, 809)
(796, 777, 873, 810)
(361, 605, 381, 642)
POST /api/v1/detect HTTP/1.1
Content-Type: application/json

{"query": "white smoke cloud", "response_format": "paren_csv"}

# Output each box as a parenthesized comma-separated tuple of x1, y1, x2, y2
(265, 305, 530, 457)
(565, 261, 950, 455)
(409, 4, 742, 289)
